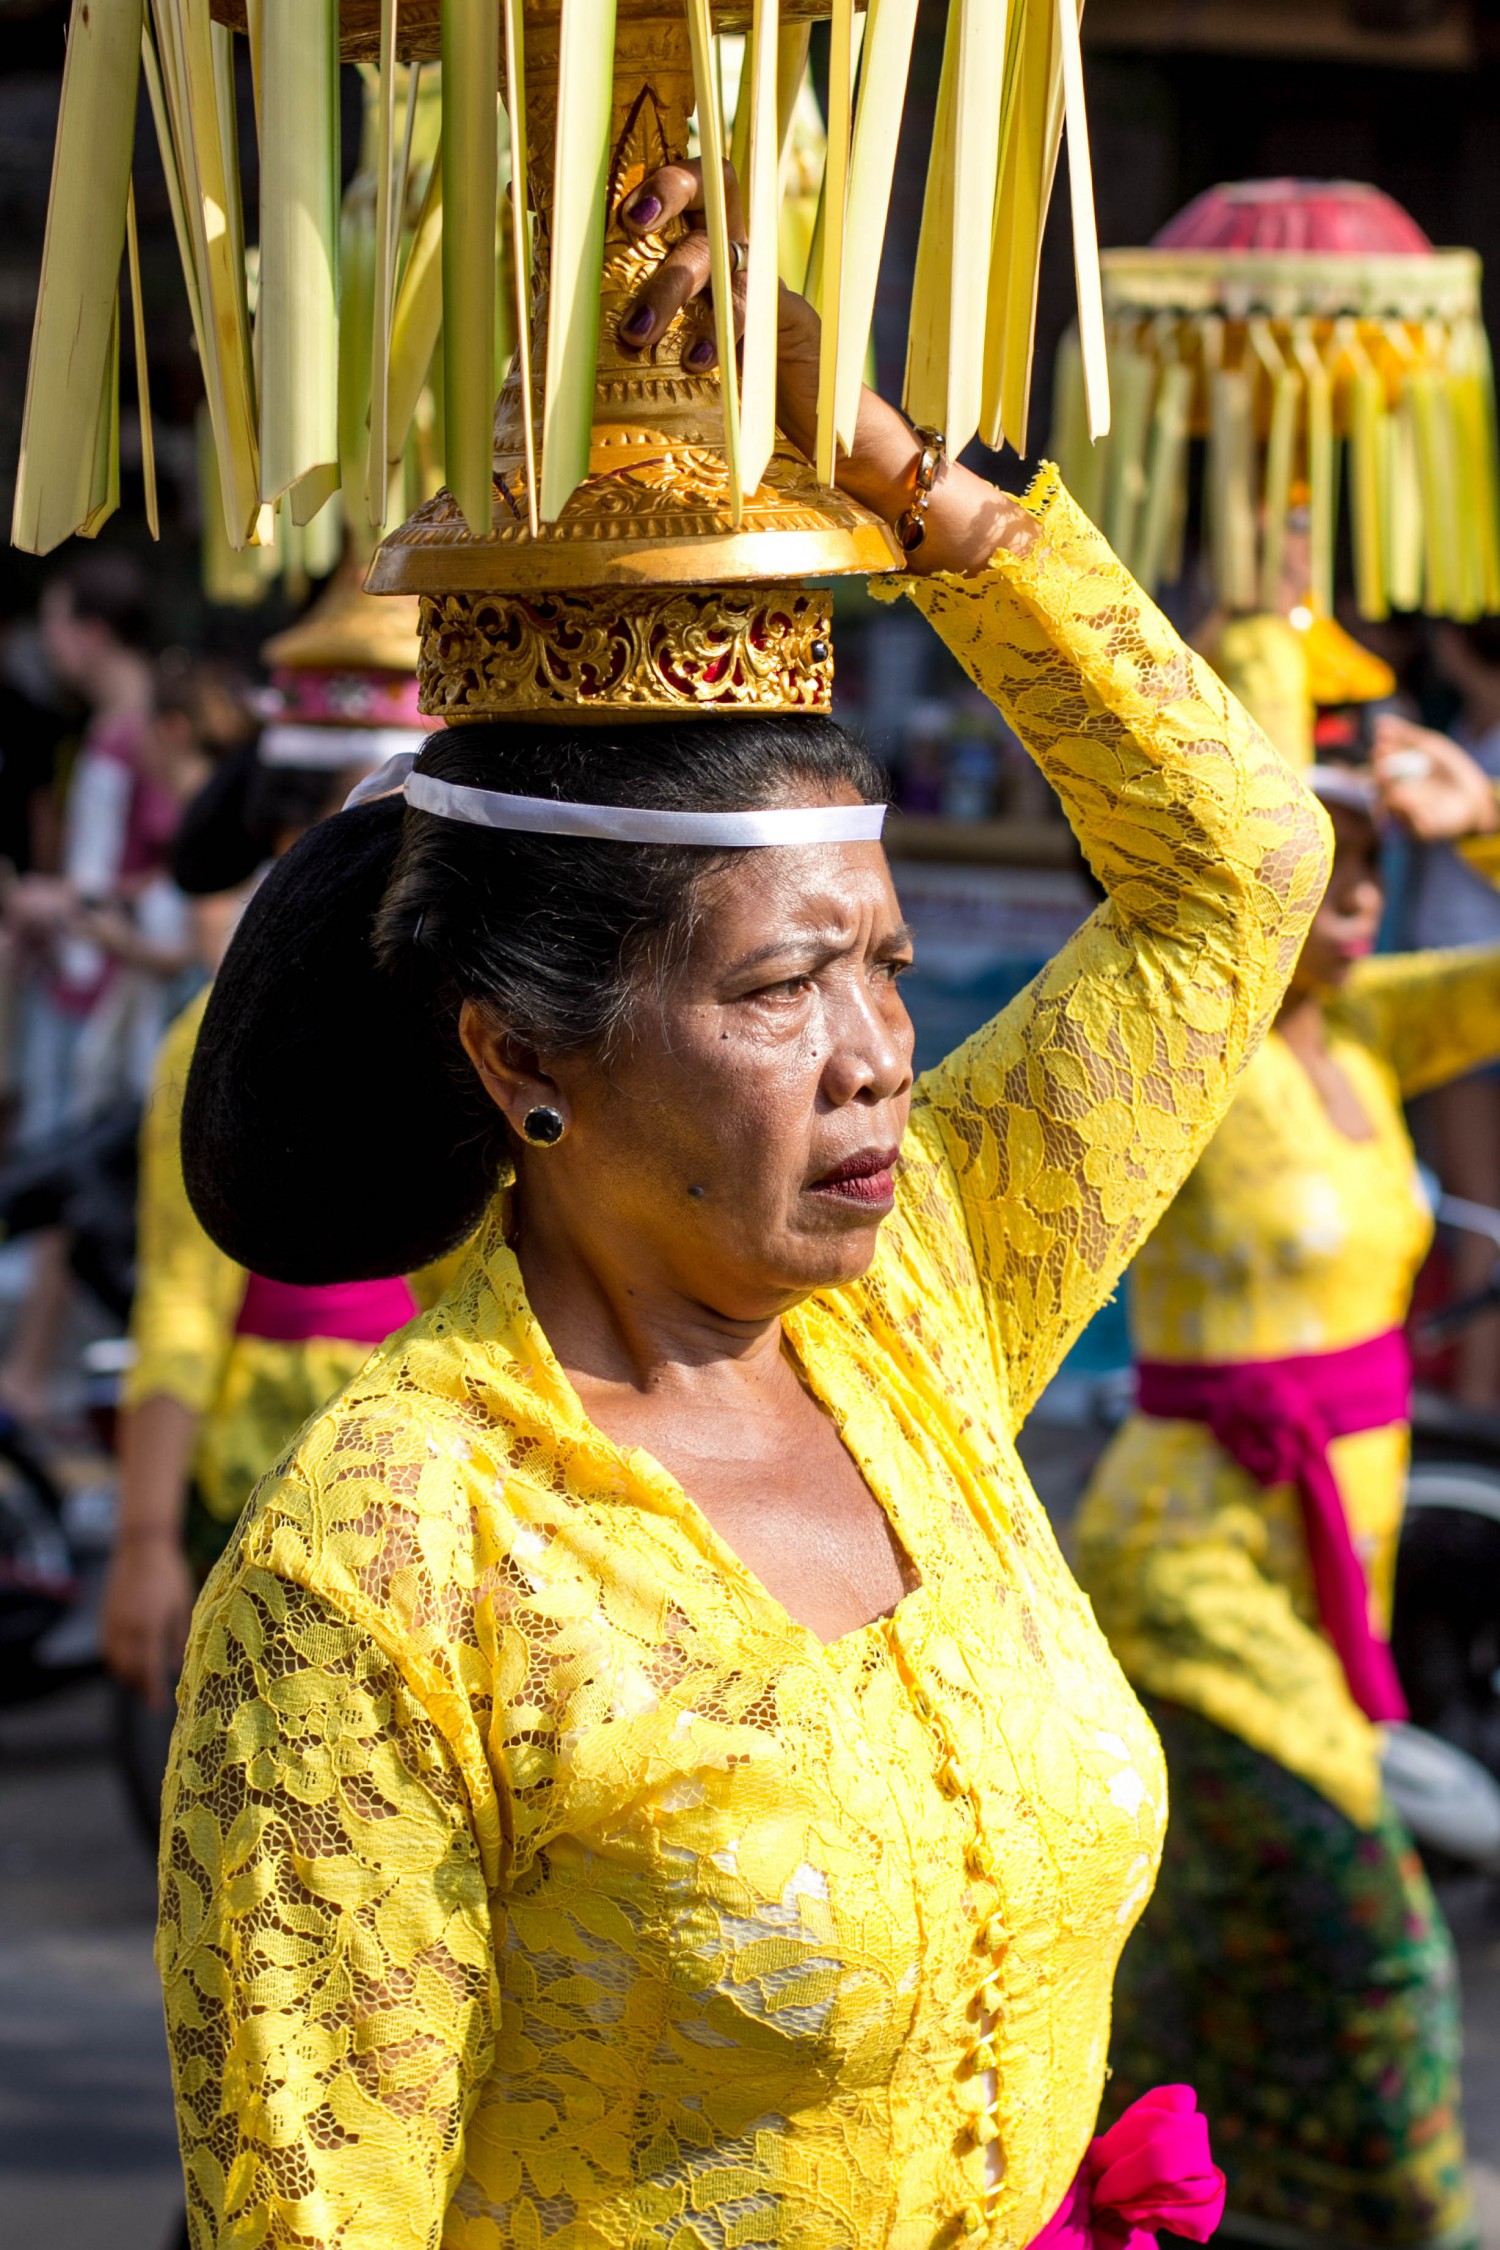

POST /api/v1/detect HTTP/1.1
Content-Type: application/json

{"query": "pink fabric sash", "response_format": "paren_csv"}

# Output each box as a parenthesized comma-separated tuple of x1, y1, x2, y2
(1030, 2086, 1226, 2250)
(1137, 1327, 1410, 1723)
(235, 1273, 418, 1347)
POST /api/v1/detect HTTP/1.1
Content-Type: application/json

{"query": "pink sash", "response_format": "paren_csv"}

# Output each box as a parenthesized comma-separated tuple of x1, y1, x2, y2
(1030, 2085, 1226, 2249)
(235, 1273, 418, 1347)
(1137, 1328, 1409, 1723)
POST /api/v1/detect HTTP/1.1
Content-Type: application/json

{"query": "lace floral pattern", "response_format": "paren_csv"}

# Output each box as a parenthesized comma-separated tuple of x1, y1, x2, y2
(1076, 944, 1500, 1824)
(159, 474, 1330, 2250)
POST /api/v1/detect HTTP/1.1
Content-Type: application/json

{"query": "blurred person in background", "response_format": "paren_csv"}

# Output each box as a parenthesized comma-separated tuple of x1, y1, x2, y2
(0, 599, 69, 882)
(0, 555, 167, 1424)
(1074, 736, 1500, 2250)
(62, 654, 223, 1119)
(0, 602, 70, 1154)
(6, 553, 165, 1139)
(1390, 619, 1500, 1405)
(0, 640, 239, 1427)
(103, 578, 446, 1712)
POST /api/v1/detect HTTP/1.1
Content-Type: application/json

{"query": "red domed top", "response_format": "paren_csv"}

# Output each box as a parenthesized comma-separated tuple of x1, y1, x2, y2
(1153, 179, 1433, 256)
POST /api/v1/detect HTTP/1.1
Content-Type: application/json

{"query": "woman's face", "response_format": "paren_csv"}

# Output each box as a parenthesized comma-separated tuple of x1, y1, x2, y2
(1289, 799, 1383, 999)
(479, 834, 918, 1322)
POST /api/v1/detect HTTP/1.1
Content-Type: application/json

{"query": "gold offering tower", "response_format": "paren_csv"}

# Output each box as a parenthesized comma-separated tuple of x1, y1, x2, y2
(17, 0, 1109, 720)
(365, 3, 898, 720)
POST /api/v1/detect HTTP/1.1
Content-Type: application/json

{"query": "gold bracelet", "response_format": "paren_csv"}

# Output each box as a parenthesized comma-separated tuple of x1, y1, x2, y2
(894, 426, 946, 554)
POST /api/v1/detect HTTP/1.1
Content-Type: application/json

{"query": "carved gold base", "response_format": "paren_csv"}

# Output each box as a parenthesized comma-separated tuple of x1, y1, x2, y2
(420, 583, 834, 723)
(364, 4, 893, 720)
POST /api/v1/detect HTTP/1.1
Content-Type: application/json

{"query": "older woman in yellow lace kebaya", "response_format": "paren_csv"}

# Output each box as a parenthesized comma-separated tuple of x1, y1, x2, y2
(155, 168, 1327, 2250)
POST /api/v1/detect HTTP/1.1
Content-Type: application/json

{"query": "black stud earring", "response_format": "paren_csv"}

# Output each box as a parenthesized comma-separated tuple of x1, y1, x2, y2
(521, 1104, 566, 1147)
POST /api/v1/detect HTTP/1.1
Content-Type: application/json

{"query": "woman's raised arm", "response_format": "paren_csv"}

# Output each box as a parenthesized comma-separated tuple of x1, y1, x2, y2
(618, 167, 1331, 1426)
(892, 492, 1331, 1427)
(1332, 944, 1500, 1099)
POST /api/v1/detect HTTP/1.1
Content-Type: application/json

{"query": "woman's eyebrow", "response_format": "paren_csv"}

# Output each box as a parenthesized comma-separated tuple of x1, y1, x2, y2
(880, 920, 917, 953)
(726, 920, 916, 978)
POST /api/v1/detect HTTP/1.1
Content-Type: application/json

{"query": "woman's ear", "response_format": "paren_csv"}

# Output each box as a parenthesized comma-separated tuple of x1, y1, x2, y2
(458, 999, 569, 1138)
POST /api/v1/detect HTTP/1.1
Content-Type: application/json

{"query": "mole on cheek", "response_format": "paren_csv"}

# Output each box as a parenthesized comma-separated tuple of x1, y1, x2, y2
(688, 1185, 707, 1200)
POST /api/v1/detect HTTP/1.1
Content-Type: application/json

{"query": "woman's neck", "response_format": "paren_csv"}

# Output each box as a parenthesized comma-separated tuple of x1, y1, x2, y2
(513, 1192, 791, 1401)
(1275, 986, 1326, 1057)
(1275, 987, 1376, 1141)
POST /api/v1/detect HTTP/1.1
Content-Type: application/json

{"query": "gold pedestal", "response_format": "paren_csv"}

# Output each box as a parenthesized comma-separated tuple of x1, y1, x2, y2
(262, 549, 421, 676)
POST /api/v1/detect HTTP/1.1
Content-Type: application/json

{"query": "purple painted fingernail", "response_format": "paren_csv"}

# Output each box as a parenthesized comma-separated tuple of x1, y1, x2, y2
(627, 193, 662, 225)
(620, 305, 654, 341)
(686, 337, 716, 369)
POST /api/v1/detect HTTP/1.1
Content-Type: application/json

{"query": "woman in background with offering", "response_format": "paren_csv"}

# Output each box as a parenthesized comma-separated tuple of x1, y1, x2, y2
(1077, 727, 1499, 2250)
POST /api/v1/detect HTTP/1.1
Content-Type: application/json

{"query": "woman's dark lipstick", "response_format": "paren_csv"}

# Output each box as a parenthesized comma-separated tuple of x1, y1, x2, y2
(809, 1146, 900, 1208)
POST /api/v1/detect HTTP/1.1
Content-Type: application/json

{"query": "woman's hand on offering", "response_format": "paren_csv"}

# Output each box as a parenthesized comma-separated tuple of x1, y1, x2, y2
(1373, 716, 1500, 840)
(617, 160, 1034, 577)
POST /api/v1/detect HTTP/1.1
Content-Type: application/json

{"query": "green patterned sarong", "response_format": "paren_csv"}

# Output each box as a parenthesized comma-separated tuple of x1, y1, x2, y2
(1104, 1699, 1478, 2250)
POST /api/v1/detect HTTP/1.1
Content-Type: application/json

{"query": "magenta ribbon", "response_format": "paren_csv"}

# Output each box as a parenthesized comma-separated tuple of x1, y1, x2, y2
(1030, 2086, 1227, 2250)
(1137, 1327, 1410, 1724)
(235, 1273, 418, 1347)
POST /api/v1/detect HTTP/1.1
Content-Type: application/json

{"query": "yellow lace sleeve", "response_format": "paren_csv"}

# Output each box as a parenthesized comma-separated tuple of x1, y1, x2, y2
(158, 1555, 498, 2250)
(877, 468, 1332, 1424)
(1329, 944, 1500, 1097)
(125, 988, 246, 1416)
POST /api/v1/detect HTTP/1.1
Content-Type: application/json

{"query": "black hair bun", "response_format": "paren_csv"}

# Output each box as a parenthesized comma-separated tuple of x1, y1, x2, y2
(181, 797, 505, 1283)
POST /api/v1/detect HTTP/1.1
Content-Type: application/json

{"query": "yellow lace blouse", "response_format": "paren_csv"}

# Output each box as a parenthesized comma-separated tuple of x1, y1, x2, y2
(1075, 945, 1500, 1827)
(157, 473, 1330, 2250)
(128, 991, 455, 1530)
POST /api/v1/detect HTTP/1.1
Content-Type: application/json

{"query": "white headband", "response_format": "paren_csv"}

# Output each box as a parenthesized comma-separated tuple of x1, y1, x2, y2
(344, 750, 888, 846)
(262, 723, 427, 772)
(1309, 763, 1378, 816)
